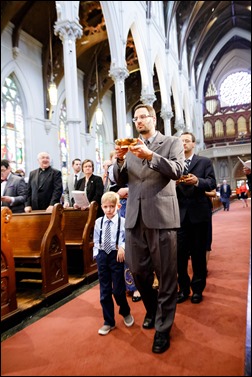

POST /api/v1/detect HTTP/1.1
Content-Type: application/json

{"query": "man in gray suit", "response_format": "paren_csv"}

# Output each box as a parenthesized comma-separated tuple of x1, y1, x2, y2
(113, 104, 184, 354)
(63, 158, 84, 208)
(1, 159, 27, 213)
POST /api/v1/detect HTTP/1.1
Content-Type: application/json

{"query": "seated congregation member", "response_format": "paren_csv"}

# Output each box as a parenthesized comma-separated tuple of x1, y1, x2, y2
(1, 159, 27, 213)
(63, 158, 84, 207)
(176, 132, 216, 304)
(93, 191, 134, 335)
(74, 159, 104, 218)
(25, 152, 63, 212)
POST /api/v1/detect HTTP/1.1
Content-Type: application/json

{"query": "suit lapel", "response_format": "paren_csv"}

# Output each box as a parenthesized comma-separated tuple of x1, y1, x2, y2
(187, 155, 198, 172)
(149, 131, 165, 153)
(3, 174, 15, 194)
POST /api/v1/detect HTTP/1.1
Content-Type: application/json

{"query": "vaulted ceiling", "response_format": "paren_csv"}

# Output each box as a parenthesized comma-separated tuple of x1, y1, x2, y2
(1, 1, 251, 125)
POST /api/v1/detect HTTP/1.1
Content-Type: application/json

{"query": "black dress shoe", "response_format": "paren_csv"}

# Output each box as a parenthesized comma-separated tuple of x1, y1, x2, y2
(177, 291, 190, 304)
(191, 292, 202, 304)
(152, 331, 170, 354)
(142, 315, 155, 329)
(132, 295, 142, 302)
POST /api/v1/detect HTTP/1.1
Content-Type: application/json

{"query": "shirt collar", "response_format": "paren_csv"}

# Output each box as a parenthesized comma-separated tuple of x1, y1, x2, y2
(186, 154, 194, 162)
(141, 131, 157, 144)
(104, 213, 118, 224)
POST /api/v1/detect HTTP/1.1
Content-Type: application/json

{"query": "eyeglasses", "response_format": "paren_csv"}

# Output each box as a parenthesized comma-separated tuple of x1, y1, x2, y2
(83, 165, 92, 168)
(132, 114, 153, 122)
(181, 139, 193, 144)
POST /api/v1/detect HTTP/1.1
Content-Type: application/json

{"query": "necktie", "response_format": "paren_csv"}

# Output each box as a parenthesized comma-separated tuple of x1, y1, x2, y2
(104, 220, 112, 254)
(74, 175, 78, 189)
(184, 159, 190, 174)
(144, 140, 150, 146)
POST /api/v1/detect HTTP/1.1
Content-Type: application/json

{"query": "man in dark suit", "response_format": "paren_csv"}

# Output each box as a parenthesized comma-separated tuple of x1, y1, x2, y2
(176, 132, 216, 305)
(219, 179, 232, 211)
(1, 159, 27, 213)
(113, 104, 184, 354)
(25, 152, 63, 212)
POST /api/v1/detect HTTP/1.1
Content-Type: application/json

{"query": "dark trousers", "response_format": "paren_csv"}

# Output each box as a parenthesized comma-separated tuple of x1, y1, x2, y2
(125, 211, 177, 334)
(96, 250, 130, 327)
(177, 214, 207, 294)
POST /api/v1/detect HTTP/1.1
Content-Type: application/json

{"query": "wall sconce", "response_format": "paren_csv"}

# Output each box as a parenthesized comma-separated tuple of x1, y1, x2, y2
(48, 13, 57, 106)
(95, 52, 103, 125)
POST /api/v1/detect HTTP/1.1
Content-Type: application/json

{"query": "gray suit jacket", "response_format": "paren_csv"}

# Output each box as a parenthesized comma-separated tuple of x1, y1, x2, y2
(1, 173, 27, 213)
(113, 132, 184, 229)
(64, 172, 84, 205)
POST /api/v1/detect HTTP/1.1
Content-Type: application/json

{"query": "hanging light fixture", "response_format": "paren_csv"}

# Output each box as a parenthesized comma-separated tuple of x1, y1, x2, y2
(95, 53, 103, 125)
(48, 13, 57, 106)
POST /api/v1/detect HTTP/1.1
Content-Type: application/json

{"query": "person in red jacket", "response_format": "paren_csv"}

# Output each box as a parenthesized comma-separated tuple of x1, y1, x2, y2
(239, 180, 249, 208)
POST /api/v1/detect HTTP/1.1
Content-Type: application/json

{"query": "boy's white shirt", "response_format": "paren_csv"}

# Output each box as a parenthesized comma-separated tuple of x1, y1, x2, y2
(93, 212, 125, 257)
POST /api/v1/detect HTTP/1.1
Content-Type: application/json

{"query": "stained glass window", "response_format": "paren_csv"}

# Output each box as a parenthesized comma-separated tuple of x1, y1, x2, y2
(220, 71, 251, 107)
(1, 74, 25, 173)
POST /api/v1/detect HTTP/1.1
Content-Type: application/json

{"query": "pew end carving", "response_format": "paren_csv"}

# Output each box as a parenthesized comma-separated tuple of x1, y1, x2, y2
(1, 206, 20, 320)
(7, 203, 70, 298)
(63, 201, 98, 280)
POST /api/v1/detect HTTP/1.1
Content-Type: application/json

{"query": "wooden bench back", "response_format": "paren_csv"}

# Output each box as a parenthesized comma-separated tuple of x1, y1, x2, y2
(6, 204, 70, 297)
(1, 207, 19, 320)
(63, 201, 98, 277)
(63, 209, 89, 245)
(8, 211, 53, 260)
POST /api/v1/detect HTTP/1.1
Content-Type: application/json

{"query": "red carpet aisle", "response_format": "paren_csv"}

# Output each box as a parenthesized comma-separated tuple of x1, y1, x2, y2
(1, 200, 251, 376)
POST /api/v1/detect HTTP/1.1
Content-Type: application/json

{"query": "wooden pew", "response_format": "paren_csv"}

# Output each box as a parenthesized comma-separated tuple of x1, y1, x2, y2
(1, 207, 20, 320)
(63, 201, 98, 279)
(6, 203, 70, 298)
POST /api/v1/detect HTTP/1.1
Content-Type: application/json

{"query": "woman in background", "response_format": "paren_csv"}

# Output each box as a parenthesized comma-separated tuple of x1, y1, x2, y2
(74, 159, 104, 218)
(239, 180, 249, 208)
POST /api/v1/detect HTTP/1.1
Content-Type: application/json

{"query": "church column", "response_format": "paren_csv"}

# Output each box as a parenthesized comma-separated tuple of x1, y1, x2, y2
(109, 67, 129, 139)
(174, 119, 185, 136)
(54, 15, 83, 163)
(140, 88, 156, 106)
(160, 108, 173, 136)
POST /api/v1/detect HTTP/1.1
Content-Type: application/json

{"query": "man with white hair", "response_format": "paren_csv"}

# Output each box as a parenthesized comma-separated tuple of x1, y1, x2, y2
(220, 179, 232, 211)
(25, 152, 63, 212)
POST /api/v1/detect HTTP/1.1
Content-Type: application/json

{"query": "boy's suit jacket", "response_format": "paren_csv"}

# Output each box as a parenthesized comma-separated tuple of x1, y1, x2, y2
(1, 173, 27, 213)
(26, 166, 63, 210)
(176, 154, 216, 224)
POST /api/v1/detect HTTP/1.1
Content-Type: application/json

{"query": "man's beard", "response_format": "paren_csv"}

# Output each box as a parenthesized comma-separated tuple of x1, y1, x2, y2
(139, 129, 148, 135)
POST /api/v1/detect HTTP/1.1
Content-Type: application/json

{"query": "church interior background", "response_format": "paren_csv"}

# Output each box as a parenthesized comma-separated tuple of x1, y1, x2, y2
(1, 1, 251, 191)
